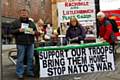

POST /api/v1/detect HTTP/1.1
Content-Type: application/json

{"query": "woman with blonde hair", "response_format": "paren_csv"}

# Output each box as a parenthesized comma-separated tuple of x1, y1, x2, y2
(66, 17, 86, 44)
(35, 19, 45, 42)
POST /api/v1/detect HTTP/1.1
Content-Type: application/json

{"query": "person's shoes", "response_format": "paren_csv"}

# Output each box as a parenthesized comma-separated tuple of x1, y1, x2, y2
(27, 73, 35, 77)
(17, 75, 23, 79)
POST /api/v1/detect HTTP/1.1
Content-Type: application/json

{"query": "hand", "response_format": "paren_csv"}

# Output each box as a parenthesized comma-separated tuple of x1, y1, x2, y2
(31, 31, 35, 35)
(72, 37, 78, 40)
(19, 28, 24, 32)
(69, 37, 78, 41)
(100, 38, 106, 42)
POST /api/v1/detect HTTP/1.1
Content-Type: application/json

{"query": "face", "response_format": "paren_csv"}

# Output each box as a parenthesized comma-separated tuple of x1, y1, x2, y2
(37, 19, 44, 27)
(51, 34, 58, 42)
(70, 19, 77, 26)
(97, 15, 104, 22)
(19, 10, 29, 22)
(19, 10, 29, 18)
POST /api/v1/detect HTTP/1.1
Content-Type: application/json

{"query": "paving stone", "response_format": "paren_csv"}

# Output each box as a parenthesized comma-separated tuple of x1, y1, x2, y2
(96, 77, 116, 80)
(107, 74, 120, 80)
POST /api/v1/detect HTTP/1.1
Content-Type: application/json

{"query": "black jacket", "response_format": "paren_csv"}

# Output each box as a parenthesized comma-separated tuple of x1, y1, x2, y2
(66, 25, 85, 44)
(11, 19, 36, 45)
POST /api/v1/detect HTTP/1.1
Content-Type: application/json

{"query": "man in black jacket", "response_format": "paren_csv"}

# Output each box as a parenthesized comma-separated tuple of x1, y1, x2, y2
(11, 9, 36, 79)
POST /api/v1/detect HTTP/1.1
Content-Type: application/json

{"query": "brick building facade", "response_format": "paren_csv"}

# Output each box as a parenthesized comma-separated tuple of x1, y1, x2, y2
(2, 0, 52, 23)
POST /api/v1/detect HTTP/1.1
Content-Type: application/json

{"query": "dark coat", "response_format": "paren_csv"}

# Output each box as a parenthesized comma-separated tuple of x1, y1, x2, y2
(66, 25, 85, 44)
(99, 18, 113, 44)
(11, 19, 36, 45)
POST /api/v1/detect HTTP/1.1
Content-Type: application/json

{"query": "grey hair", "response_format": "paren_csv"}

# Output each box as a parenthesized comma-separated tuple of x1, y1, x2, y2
(97, 12, 106, 17)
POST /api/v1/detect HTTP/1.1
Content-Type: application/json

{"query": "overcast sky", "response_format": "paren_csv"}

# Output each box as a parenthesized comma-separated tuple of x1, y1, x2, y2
(100, 0, 120, 10)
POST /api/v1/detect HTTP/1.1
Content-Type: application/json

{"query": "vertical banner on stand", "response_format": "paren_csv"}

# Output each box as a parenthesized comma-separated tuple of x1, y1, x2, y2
(57, 0, 96, 23)
(57, 0, 97, 38)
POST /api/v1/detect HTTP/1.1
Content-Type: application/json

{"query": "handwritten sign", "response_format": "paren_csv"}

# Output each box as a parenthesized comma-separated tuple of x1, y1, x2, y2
(57, 0, 96, 23)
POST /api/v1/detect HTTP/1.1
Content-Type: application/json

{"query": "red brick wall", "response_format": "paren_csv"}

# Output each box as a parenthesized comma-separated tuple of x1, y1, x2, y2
(2, 0, 52, 23)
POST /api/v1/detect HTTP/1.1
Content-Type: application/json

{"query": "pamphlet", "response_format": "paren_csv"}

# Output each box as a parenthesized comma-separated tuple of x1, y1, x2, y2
(24, 28, 33, 34)
(21, 23, 33, 34)
(21, 23, 29, 29)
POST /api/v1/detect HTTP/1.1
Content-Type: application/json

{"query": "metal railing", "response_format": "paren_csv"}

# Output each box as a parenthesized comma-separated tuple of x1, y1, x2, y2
(8, 48, 17, 65)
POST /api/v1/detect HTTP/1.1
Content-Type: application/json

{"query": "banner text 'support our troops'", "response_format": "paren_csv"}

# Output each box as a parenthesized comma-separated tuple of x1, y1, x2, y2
(39, 45, 115, 77)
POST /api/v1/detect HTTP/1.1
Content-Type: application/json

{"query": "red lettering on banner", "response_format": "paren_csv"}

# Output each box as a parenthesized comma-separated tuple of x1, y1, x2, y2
(63, 9, 94, 15)
(65, 2, 89, 7)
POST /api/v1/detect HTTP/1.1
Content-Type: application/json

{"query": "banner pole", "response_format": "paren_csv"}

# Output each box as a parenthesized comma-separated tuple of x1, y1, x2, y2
(0, 0, 3, 79)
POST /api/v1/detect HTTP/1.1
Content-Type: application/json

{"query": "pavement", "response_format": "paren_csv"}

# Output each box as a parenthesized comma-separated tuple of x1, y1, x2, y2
(1, 44, 120, 80)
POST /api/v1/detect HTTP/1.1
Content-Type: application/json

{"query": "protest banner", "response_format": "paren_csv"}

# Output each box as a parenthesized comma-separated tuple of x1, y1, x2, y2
(57, 0, 96, 38)
(57, 0, 96, 23)
(35, 43, 115, 77)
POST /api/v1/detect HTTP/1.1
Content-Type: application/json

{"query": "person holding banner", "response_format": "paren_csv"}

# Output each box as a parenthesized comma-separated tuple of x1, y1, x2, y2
(66, 17, 86, 44)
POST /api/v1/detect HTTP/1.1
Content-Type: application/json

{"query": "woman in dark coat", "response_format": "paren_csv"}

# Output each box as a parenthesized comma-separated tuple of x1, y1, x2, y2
(66, 17, 85, 44)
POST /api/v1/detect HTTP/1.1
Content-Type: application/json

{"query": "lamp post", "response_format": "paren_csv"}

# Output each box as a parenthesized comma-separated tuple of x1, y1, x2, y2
(95, 0, 100, 38)
(0, 0, 3, 79)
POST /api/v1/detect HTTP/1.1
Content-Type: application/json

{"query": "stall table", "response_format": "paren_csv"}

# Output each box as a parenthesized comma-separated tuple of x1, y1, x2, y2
(35, 42, 115, 78)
